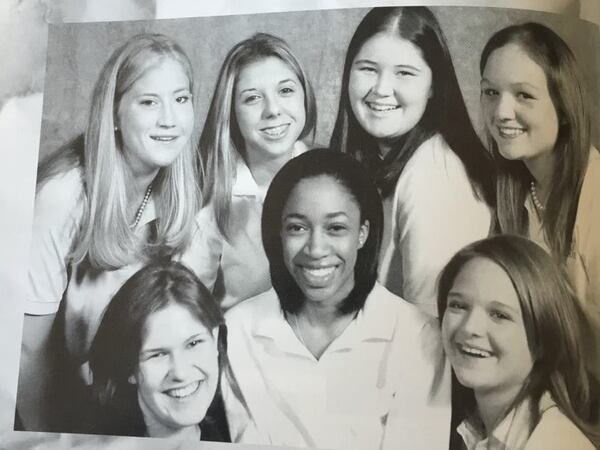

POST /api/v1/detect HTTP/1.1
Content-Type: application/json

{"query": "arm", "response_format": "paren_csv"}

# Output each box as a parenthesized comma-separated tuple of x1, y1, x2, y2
(394, 140, 491, 316)
(382, 319, 452, 450)
(178, 205, 223, 292)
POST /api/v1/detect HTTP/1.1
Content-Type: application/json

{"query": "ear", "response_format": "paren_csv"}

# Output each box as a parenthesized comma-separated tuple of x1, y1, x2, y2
(358, 220, 370, 249)
(128, 374, 137, 385)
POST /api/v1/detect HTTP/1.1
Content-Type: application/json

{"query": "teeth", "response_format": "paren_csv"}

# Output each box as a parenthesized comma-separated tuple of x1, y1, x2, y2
(151, 136, 177, 142)
(460, 344, 493, 358)
(262, 124, 289, 137)
(497, 127, 525, 138)
(165, 381, 201, 399)
(367, 102, 399, 112)
(302, 266, 335, 278)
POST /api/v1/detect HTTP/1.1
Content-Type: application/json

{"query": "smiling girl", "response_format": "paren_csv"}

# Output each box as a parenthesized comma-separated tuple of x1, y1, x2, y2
(480, 22, 600, 383)
(331, 7, 494, 317)
(89, 261, 244, 441)
(438, 235, 597, 449)
(182, 33, 316, 310)
(222, 149, 450, 449)
(18, 33, 201, 430)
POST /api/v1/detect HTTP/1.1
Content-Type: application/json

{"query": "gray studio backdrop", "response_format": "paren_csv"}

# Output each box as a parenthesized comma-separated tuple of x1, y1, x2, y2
(40, 6, 600, 160)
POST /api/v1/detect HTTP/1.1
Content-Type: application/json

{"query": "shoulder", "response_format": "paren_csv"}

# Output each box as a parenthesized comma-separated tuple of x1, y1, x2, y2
(407, 133, 467, 174)
(525, 406, 594, 450)
(576, 148, 600, 240)
(35, 167, 84, 222)
(225, 289, 280, 328)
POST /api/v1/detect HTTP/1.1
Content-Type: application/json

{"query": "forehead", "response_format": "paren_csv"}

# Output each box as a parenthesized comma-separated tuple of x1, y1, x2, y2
(483, 43, 548, 87)
(236, 56, 300, 88)
(141, 303, 209, 348)
(450, 257, 521, 311)
(125, 56, 189, 92)
(284, 174, 359, 213)
(354, 31, 427, 65)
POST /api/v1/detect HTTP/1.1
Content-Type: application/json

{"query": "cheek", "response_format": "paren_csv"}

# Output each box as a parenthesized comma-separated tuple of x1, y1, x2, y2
(234, 105, 257, 138)
(348, 73, 367, 106)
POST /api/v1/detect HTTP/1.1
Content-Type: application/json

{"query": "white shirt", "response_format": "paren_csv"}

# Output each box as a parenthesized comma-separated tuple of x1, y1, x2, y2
(182, 141, 307, 310)
(378, 133, 491, 317)
(223, 282, 451, 449)
(25, 167, 157, 363)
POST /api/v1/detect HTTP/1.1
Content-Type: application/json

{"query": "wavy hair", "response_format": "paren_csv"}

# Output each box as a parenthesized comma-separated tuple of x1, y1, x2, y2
(200, 32, 317, 239)
(37, 33, 201, 270)
(331, 6, 494, 203)
(438, 235, 598, 445)
(261, 148, 383, 315)
(480, 22, 592, 263)
(89, 260, 247, 436)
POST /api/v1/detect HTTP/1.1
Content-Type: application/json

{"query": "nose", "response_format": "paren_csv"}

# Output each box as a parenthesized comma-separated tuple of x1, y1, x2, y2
(157, 100, 175, 128)
(371, 71, 394, 97)
(263, 93, 281, 118)
(493, 93, 516, 122)
(459, 308, 487, 337)
(303, 229, 329, 259)
(168, 352, 190, 381)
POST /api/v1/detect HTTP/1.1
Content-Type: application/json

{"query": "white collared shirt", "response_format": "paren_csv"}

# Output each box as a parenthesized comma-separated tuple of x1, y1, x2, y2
(26, 166, 157, 362)
(222, 282, 451, 449)
(183, 141, 308, 310)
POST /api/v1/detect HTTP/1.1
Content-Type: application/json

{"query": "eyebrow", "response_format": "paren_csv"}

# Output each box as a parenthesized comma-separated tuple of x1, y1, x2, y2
(283, 212, 349, 220)
(135, 86, 191, 96)
(353, 58, 420, 72)
(480, 78, 540, 91)
(238, 78, 298, 95)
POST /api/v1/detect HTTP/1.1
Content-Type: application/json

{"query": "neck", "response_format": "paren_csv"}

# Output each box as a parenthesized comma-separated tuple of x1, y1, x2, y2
(300, 301, 342, 327)
(524, 152, 555, 203)
(474, 384, 522, 435)
(244, 145, 296, 191)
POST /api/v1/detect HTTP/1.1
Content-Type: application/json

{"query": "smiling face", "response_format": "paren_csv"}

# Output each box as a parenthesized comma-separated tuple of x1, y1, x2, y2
(234, 56, 306, 163)
(481, 43, 560, 168)
(281, 175, 369, 308)
(441, 257, 534, 399)
(117, 57, 194, 178)
(134, 303, 219, 435)
(348, 32, 432, 152)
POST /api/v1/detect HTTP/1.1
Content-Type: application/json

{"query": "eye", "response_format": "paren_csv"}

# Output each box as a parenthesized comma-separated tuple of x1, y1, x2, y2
(490, 309, 511, 321)
(357, 65, 377, 74)
(280, 86, 296, 96)
(187, 338, 205, 349)
(144, 350, 167, 361)
(327, 223, 348, 234)
(516, 91, 535, 101)
(139, 98, 157, 107)
(481, 88, 498, 97)
(176, 94, 191, 104)
(447, 299, 467, 311)
(396, 70, 415, 77)
(284, 222, 307, 234)
(242, 93, 261, 104)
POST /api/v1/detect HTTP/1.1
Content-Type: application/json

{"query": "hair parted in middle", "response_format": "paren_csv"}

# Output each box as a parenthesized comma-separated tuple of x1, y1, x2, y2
(437, 234, 597, 444)
(261, 148, 383, 315)
(37, 33, 202, 270)
(89, 260, 247, 435)
(330, 6, 494, 204)
(200, 32, 317, 239)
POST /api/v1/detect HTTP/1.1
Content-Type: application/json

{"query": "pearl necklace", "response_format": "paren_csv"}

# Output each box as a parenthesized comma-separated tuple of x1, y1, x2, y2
(131, 182, 153, 229)
(529, 181, 546, 212)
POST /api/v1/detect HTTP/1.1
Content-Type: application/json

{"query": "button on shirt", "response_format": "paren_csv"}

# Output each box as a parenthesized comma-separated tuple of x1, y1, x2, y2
(222, 282, 451, 449)
(182, 141, 307, 310)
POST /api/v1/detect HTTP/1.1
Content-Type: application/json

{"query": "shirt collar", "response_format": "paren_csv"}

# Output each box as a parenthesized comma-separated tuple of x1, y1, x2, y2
(251, 282, 397, 355)
(231, 140, 309, 199)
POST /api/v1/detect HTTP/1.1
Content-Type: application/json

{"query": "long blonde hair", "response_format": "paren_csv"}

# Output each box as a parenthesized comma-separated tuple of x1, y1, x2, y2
(199, 33, 316, 239)
(37, 33, 201, 270)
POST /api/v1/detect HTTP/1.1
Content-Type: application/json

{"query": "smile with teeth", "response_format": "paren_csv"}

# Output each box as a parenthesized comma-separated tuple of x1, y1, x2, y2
(366, 101, 400, 112)
(151, 135, 178, 142)
(164, 380, 202, 399)
(261, 124, 290, 138)
(458, 343, 494, 358)
(299, 265, 337, 285)
(497, 126, 526, 138)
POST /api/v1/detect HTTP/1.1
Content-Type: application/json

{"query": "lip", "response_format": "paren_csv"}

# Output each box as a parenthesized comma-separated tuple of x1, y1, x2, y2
(163, 380, 203, 400)
(150, 134, 179, 142)
(260, 123, 290, 139)
(297, 264, 338, 287)
(456, 342, 494, 359)
(496, 125, 526, 139)
(365, 101, 400, 113)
